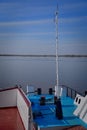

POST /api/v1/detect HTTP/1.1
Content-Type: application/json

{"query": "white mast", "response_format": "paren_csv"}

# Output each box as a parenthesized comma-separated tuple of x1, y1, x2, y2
(55, 5, 59, 98)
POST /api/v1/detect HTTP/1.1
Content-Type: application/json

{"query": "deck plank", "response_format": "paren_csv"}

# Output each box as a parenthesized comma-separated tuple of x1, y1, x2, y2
(0, 107, 25, 130)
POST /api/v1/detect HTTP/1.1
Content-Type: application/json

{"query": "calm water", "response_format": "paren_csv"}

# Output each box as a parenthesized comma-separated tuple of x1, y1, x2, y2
(0, 57, 87, 94)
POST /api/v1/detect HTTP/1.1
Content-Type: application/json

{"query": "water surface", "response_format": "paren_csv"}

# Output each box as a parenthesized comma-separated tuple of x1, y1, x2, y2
(0, 57, 87, 94)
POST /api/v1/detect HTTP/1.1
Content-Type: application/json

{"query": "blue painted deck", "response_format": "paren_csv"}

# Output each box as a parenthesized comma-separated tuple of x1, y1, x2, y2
(27, 94, 87, 129)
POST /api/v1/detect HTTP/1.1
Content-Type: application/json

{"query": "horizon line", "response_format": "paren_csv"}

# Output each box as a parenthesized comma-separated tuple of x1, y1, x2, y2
(0, 54, 87, 58)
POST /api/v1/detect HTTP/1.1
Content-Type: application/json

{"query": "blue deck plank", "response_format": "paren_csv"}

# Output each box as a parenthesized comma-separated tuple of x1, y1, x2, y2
(27, 94, 87, 129)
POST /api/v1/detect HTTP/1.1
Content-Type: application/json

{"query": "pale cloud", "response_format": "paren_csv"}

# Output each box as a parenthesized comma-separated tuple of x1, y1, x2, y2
(59, 44, 87, 55)
(0, 15, 87, 27)
(61, 1, 87, 10)
(0, 3, 18, 14)
(0, 2, 54, 19)
(0, 32, 54, 37)
(0, 19, 52, 26)
(59, 16, 87, 24)
(0, 2, 15, 7)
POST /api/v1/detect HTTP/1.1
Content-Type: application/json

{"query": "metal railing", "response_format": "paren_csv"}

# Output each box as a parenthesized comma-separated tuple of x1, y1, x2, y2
(61, 85, 83, 99)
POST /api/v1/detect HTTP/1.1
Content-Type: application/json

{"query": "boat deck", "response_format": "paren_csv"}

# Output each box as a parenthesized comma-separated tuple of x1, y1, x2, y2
(63, 125, 86, 130)
(27, 94, 87, 129)
(0, 107, 25, 130)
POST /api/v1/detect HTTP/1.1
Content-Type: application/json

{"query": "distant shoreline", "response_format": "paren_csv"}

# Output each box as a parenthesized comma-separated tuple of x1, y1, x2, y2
(0, 54, 87, 57)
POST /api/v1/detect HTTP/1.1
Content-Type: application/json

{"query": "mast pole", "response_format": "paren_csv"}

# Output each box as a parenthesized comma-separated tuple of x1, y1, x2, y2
(55, 5, 59, 98)
(55, 5, 63, 120)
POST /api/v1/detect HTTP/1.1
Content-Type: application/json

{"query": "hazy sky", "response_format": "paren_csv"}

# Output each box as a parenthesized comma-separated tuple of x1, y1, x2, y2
(0, 0, 87, 55)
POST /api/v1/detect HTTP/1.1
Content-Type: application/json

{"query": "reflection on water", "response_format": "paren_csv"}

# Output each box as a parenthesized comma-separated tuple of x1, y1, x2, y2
(0, 57, 87, 94)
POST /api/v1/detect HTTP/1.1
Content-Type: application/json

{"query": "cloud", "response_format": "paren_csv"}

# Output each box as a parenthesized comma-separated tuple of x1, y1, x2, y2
(59, 43, 87, 55)
(0, 2, 18, 14)
(0, 2, 54, 20)
(0, 32, 54, 37)
(59, 16, 87, 24)
(0, 14, 87, 27)
(0, 18, 52, 26)
(61, 1, 87, 10)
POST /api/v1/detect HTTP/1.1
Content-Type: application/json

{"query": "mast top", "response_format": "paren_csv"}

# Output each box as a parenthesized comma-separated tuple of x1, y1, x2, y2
(55, 4, 58, 14)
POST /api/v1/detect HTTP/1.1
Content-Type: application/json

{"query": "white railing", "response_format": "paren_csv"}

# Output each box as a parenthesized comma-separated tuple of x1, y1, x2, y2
(0, 87, 17, 107)
(0, 86, 33, 130)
